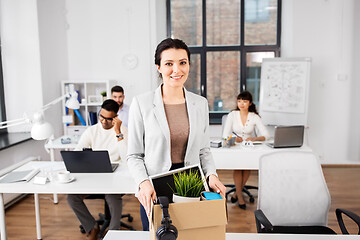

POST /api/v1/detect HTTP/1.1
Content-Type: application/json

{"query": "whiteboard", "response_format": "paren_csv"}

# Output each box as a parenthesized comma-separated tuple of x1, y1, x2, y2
(259, 58, 311, 126)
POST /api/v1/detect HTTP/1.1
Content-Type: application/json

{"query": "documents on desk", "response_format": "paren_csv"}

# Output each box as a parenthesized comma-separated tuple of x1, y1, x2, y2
(0, 168, 39, 183)
(211, 143, 313, 170)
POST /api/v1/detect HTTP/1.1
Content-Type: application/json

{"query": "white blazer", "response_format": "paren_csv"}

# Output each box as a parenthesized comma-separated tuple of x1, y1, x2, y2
(127, 85, 217, 188)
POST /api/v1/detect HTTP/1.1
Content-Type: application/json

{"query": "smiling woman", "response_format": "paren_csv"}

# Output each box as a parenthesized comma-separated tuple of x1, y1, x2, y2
(127, 38, 226, 231)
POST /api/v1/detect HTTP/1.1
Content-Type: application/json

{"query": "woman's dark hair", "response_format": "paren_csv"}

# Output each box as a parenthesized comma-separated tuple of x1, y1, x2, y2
(154, 38, 191, 66)
(236, 91, 260, 116)
(101, 99, 119, 114)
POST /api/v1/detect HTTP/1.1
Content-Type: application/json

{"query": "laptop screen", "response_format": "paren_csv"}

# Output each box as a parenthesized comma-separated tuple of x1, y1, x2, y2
(60, 150, 115, 173)
(272, 125, 304, 148)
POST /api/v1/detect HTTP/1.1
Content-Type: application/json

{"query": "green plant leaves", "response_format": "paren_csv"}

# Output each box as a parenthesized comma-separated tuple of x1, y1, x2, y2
(170, 169, 205, 198)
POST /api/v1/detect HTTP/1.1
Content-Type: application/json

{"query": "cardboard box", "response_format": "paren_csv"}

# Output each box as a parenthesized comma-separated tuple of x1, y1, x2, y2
(150, 198, 228, 240)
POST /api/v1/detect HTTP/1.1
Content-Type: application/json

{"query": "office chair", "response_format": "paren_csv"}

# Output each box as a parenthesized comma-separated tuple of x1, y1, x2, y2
(254, 151, 336, 234)
(79, 194, 135, 238)
(221, 114, 257, 203)
(336, 208, 360, 234)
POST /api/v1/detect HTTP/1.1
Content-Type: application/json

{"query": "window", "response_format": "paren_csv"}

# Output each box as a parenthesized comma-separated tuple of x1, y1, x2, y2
(167, 0, 281, 123)
(0, 37, 6, 134)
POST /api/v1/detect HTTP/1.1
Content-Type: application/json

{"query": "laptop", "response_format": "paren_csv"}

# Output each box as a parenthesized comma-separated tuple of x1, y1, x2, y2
(267, 125, 305, 148)
(60, 150, 119, 173)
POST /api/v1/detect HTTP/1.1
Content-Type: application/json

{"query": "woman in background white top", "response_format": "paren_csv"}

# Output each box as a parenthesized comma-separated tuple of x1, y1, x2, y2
(223, 91, 270, 209)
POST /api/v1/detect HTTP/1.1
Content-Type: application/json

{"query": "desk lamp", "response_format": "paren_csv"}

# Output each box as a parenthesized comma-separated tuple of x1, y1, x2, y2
(0, 91, 80, 140)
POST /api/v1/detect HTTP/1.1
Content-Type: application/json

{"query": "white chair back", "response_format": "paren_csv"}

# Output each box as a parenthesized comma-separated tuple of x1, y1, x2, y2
(221, 114, 228, 137)
(257, 151, 331, 226)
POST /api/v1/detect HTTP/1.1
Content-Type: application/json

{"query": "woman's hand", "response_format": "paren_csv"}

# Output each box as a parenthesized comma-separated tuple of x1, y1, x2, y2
(208, 175, 226, 196)
(246, 137, 256, 141)
(137, 180, 157, 216)
(246, 136, 265, 141)
(235, 136, 243, 143)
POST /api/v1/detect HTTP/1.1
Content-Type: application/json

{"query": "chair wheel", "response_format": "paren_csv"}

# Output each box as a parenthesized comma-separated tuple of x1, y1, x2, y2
(250, 197, 255, 203)
(128, 216, 134, 222)
(79, 225, 86, 234)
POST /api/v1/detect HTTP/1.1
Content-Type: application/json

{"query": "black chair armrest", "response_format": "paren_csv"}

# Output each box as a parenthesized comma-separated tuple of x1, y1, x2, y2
(336, 208, 360, 235)
(254, 209, 273, 233)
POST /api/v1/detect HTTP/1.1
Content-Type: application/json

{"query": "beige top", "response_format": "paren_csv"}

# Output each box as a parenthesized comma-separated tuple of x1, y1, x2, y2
(164, 103, 189, 164)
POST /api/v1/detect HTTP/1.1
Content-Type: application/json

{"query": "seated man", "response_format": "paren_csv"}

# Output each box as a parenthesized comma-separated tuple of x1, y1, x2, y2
(67, 99, 127, 240)
(111, 85, 129, 128)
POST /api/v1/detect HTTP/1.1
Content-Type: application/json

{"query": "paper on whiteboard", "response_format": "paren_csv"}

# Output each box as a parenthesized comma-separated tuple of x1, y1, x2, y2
(261, 61, 307, 113)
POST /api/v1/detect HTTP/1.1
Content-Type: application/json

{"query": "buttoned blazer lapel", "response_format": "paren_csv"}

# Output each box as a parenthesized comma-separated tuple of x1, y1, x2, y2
(184, 88, 197, 161)
(152, 86, 171, 146)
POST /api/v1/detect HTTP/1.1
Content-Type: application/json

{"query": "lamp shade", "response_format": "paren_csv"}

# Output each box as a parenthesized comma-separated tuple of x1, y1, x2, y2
(30, 112, 54, 140)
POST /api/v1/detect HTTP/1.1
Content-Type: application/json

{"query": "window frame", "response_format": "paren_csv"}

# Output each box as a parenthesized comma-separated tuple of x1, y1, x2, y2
(167, 0, 282, 124)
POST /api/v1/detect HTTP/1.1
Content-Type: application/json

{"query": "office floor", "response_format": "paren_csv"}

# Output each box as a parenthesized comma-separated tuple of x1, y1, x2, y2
(4, 167, 360, 239)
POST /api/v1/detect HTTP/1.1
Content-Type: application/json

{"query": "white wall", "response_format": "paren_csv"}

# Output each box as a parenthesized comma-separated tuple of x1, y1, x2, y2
(1, 0, 166, 137)
(0, 0, 44, 133)
(0, 140, 48, 170)
(281, 0, 359, 164)
(37, 0, 69, 137)
(349, 0, 360, 162)
(0, 0, 50, 172)
(64, 0, 166, 105)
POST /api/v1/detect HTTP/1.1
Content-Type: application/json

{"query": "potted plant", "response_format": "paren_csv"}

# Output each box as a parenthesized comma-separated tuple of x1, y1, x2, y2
(100, 91, 107, 101)
(170, 169, 205, 203)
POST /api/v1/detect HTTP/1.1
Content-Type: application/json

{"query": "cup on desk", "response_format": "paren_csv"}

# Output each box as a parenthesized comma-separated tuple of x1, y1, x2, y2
(57, 170, 71, 182)
(41, 167, 54, 182)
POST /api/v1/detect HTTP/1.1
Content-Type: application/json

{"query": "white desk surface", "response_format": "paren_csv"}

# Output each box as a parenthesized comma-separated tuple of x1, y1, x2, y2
(44, 135, 78, 149)
(103, 230, 359, 240)
(0, 161, 136, 194)
(0, 161, 136, 240)
(44, 135, 313, 171)
(211, 143, 312, 170)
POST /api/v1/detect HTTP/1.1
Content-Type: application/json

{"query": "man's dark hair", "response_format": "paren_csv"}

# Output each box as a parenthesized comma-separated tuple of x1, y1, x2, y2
(101, 99, 119, 114)
(111, 85, 124, 94)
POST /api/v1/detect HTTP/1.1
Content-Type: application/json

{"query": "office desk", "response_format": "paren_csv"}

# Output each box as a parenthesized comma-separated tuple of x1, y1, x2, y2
(44, 135, 78, 204)
(0, 161, 136, 240)
(44, 135, 78, 150)
(211, 143, 313, 170)
(103, 230, 359, 240)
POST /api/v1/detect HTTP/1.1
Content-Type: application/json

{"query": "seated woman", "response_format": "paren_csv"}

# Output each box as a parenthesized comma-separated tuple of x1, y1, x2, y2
(222, 91, 270, 209)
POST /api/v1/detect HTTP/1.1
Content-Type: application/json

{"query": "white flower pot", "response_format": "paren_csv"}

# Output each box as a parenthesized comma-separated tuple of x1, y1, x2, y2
(172, 193, 200, 203)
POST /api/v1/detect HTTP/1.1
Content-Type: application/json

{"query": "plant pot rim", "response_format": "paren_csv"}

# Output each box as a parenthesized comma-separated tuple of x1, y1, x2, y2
(173, 193, 201, 203)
